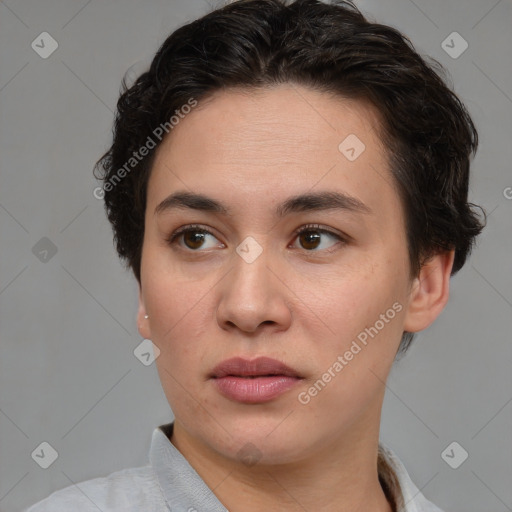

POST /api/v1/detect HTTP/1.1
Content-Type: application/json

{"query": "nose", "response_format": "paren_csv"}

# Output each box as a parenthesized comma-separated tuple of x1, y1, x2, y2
(215, 245, 292, 335)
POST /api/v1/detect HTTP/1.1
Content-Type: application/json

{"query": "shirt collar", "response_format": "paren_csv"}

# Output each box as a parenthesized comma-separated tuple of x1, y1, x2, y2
(150, 422, 229, 512)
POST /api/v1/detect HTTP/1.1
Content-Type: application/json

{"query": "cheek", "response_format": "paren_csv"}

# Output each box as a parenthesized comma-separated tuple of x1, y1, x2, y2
(303, 282, 404, 422)
(142, 241, 202, 321)
(315, 260, 405, 364)
(316, 261, 382, 321)
(150, 285, 207, 346)
(144, 262, 215, 371)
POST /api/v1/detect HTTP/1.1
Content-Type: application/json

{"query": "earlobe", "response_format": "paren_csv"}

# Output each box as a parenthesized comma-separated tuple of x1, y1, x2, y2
(137, 287, 151, 339)
(402, 250, 455, 333)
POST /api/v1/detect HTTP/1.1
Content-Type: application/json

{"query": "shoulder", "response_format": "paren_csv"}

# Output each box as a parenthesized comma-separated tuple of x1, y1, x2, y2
(24, 465, 166, 512)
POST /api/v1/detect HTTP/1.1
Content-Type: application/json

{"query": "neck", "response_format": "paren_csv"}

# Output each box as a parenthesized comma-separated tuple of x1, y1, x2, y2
(170, 410, 394, 512)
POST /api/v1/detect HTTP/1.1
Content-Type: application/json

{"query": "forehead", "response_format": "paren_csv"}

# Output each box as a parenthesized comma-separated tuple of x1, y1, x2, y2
(148, 84, 399, 225)
(161, 85, 386, 163)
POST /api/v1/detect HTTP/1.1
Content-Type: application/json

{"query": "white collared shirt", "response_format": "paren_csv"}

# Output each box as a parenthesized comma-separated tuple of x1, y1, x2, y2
(25, 422, 444, 512)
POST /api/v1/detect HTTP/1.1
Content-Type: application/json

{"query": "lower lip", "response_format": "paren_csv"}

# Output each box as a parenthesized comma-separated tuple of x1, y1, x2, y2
(212, 376, 301, 403)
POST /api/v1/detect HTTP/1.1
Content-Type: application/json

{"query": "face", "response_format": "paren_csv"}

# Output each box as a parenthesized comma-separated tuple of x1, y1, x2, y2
(138, 85, 419, 466)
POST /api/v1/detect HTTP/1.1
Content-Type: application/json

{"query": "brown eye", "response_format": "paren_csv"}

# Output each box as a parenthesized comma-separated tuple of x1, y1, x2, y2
(182, 230, 208, 250)
(292, 224, 346, 252)
(167, 225, 221, 251)
(298, 230, 322, 250)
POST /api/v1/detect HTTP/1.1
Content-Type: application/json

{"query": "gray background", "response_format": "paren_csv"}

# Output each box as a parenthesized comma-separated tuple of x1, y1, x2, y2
(1, 0, 511, 511)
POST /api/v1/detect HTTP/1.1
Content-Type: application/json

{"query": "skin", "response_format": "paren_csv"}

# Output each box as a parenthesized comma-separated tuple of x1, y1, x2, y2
(137, 84, 454, 512)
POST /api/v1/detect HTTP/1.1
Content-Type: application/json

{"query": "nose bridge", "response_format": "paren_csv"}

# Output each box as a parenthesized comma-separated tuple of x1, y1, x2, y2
(231, 236, 274, 300)
(216, 237, 291, 332)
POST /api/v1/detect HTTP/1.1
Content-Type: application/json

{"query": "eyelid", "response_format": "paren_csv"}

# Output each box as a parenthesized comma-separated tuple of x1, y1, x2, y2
(291, 223, 346, 240)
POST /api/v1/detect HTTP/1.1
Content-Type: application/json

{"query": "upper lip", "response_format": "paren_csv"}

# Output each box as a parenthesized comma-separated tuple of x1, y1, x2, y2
(210, 357, 302, 378)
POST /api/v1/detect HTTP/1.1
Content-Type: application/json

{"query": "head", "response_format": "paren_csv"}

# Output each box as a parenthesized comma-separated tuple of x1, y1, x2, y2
(94, 0, 485, 499)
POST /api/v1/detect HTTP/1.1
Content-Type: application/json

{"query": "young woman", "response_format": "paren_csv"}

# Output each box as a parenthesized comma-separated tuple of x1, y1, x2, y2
(26, 1, 484, 510)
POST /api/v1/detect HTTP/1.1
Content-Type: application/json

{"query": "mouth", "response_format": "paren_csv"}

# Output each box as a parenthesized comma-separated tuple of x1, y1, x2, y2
(210, 356, 301, 378)
(210, 357, 303, 404)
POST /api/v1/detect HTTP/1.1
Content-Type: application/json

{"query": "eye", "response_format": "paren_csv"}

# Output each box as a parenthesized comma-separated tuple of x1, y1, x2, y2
(166, 224, 223, 251)
(291, 224, 346, 252)
(166, 223, 347, 253)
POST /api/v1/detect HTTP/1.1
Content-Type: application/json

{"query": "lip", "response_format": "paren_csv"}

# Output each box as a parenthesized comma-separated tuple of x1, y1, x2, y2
(210, 357, 303, 404)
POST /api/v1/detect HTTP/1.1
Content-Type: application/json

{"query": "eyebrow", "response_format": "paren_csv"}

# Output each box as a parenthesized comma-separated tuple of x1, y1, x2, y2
(154, 190, 372, 217)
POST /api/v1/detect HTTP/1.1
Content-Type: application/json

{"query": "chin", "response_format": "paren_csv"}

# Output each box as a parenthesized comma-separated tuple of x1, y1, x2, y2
(195, 413, 316, 466)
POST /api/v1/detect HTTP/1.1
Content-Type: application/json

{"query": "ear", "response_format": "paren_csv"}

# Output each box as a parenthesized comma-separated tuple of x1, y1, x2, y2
(137, 285, 151, 340)
(403, 249, 455, 333)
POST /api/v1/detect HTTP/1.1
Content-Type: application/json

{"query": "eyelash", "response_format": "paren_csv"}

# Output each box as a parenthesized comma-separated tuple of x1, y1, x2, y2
(166, 223, 347, 253)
